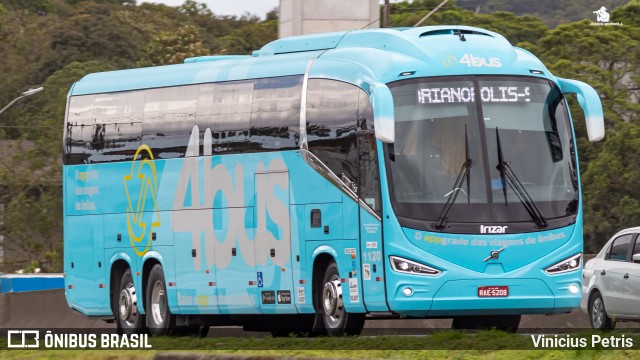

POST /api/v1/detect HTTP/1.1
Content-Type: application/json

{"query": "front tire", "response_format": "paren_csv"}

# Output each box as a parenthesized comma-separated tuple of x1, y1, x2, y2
(115, 269, 146, 334)
(146, 264, 176, 336)
(319, 261, 365, 336)
(590, 292, 615, 330)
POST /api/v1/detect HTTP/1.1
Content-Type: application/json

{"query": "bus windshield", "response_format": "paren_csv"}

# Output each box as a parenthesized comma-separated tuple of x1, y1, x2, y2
(386, 76, 578, 228)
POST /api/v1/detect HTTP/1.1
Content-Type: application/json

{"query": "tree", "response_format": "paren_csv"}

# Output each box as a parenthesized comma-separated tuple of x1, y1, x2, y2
(582, 122, 640, 252)
(0, 61, 113, 272)
(138, 24, 210, 66)
(211, 17, 277, 55)
(389, 4, 549, 45)
(178, 0, 212, 16)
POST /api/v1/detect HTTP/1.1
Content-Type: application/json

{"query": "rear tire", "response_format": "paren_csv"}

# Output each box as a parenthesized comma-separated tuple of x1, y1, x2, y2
(319, 261, 365, 336)
(146, 264, 176, 336)
(115, 269, 146, 334)
(452, 315, 520, 332)
(589, 292, 615, 330)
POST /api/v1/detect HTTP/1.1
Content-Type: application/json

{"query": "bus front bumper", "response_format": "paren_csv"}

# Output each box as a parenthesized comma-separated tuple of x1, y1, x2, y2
(386, 277, 581, 317)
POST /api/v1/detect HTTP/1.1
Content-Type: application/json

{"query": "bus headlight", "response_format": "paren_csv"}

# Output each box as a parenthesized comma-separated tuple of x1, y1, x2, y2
(544, 253, 582, 275)
(390, 256, 441, 276)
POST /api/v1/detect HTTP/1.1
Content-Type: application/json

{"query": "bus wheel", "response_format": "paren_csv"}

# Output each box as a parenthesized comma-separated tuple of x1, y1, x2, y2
(146, 264, 175, 336)
(116, 269, 146, 334)
(451, 315, 520, 332)
(320, 261, 365, 336)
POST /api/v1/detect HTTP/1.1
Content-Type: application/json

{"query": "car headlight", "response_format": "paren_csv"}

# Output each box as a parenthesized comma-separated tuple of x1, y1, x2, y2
(545, 253, 582, 275)
(390, 256, 441, 276)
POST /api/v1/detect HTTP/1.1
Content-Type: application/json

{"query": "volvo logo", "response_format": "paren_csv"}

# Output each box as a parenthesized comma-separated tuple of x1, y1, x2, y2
(483, 248, 505, 262)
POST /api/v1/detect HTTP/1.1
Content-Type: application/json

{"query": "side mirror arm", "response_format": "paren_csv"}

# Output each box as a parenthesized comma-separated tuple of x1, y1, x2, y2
(370, 82, 395, 143)
(557, 78, 605, 142)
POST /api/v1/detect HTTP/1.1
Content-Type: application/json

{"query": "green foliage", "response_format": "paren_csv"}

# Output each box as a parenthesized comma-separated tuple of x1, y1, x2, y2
(139, 24, 210, 66)
(457, 0, 630, 28)
(582, 123, 640, 251)
(178, 0, 211, 16)
(612, 0, 640, 27)
(390, 6, 549, 44)
(212, 19, 277, 55)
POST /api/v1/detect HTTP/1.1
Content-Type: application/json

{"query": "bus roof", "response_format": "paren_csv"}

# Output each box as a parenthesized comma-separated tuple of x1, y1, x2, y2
(70, 25, 552, 96)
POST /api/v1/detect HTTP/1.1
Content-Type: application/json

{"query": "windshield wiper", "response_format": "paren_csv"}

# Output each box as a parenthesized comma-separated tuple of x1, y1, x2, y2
(495, 127, 547, 228)
(434, 125, 474, 230)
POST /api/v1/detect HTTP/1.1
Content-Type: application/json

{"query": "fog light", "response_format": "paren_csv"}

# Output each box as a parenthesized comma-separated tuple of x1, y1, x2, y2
(569, 284, 579, 294)
(402, 287, 413, 296)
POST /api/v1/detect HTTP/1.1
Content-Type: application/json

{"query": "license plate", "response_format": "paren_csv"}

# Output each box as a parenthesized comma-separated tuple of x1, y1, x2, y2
(478, 286, 509, 297)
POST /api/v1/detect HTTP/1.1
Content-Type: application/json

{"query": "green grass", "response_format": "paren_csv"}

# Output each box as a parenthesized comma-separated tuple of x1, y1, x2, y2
(2, 331, 640, 359)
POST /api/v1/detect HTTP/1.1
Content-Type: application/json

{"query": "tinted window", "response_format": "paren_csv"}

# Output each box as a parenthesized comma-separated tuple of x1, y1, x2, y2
(607, 234, 633, 261)
(357, 90, 381, 216)
(250, 76, 302, 151)
(197, 80, 253, 155)
(306, 79, 359, 186)
(632, 235, 640, 257)
(92, 91, 144, 163)
(142, 85, 198, 159)
(65, 95, 96, 165)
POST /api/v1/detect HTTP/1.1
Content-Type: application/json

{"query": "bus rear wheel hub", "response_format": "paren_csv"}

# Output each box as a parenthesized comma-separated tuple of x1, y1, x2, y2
(322, 277, 343, 318)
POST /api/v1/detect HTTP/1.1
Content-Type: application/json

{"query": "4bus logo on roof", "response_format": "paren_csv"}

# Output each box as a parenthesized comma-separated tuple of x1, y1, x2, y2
(459, 53, 502, 68)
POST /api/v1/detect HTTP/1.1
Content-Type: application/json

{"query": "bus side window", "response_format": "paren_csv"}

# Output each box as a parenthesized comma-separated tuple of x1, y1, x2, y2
(250, 75, 302, 151)
(142, 85, 198, 159)
(65, 95, 96, 165)
(306, 79, 359, 187)
(197, 80, 253, 155)
(94, 91, 145, 162)
(357, 89, 382, 216)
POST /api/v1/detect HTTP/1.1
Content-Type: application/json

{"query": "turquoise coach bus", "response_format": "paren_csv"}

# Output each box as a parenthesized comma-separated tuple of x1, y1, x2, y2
(63, 25, 605, 336)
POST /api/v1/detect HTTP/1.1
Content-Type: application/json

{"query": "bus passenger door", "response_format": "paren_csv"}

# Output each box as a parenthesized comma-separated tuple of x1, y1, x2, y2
(254, 170, 296, 314)
(358, 131, 388, 311)
(212, 204, 260, 315)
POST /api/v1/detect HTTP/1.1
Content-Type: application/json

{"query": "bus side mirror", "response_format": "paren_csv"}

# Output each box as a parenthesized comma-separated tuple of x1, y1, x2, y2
(370, 82, 395, 143)
(557, 78, 605, 142)
(633, 253, 640, 263)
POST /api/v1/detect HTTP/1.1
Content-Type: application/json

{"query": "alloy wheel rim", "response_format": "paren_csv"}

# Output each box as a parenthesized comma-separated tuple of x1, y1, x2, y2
(118, 283, 138, 326)
(592, 297, 604, 328)
(151, 280, 167, 326)
(322, 274, 344, 327)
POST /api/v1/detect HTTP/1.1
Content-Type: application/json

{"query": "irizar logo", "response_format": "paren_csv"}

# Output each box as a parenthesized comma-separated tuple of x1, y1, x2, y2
(480, 225, 508, 234)
(459, 53, 502, 68)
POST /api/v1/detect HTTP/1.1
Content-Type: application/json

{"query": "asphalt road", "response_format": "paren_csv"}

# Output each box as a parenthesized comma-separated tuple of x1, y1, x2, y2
(2, 289, 638, 335)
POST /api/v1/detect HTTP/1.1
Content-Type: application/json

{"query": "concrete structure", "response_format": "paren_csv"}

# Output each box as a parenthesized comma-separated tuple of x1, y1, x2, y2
(279, 0, 379, 38)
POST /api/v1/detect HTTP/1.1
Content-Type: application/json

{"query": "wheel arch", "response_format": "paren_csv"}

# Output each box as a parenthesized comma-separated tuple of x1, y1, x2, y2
(311, 246, 339, 312)
(588, 286, 603, 312)
(141, 251, 165, 315)
(109, 254, 133, 316)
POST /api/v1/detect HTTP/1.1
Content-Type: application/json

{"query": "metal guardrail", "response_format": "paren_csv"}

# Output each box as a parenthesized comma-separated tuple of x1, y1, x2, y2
(0, 274, 64, 293)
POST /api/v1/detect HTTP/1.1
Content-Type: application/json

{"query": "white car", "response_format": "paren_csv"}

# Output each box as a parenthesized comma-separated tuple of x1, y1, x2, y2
(581, 227, 640, 329)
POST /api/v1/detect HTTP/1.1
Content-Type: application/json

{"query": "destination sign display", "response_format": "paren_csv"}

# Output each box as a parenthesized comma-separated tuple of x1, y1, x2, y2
(417, 86, 531, 104)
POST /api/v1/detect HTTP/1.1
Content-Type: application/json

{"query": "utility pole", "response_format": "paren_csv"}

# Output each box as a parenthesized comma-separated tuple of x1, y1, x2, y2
(414, 0, 450, 27)
(383, 0, 390, 28)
